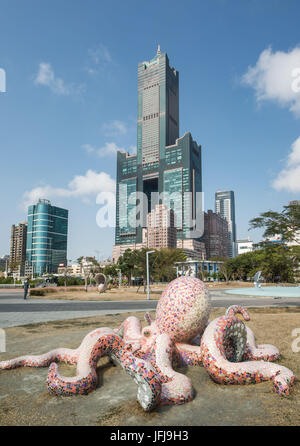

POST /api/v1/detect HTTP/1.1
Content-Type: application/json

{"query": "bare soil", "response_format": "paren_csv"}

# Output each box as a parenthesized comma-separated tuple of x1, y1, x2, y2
(26, 281, 271, 301)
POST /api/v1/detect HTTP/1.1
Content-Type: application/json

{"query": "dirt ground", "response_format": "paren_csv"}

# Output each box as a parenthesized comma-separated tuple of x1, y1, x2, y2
(27, 281, 260, 301)
(0, 307, 299, 426)
(29, 286, 161, 301)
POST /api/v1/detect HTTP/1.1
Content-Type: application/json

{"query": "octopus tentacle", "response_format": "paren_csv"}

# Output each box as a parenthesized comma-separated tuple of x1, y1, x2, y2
(201, 315, 295, 396)
(225, 305, 280, 361)
(243, 325, 280, 362)
(175, 343, 202, 366)
(114, 316, 144, 352)
(144, 312, 152, 325)
(154, 333, 194, 405)
(225, 305, 250, 321)
(47, 327, 162, 410)
(110, 344, 161, 411)
(0, 348, 78, 369)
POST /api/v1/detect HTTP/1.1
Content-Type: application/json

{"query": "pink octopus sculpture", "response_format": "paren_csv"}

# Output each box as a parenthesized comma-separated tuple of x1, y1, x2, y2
(0, 277, 296, 411)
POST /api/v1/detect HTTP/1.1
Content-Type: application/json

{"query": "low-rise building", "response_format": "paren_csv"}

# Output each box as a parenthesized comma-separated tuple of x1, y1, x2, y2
(175, 259, 223, 279)
(176, 239, 206, 260)
(237, 237, 254, 255)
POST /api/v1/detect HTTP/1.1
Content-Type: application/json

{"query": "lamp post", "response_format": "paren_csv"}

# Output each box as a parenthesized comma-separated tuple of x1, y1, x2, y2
(146, 250, 155, 301)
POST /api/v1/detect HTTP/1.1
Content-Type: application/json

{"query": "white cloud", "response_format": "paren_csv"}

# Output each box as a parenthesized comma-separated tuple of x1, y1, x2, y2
(88, 44, 112, 65)
(82, 141, 135, 158)
(34, 62, 85, 96)
(272, 137, 300, 192)
(242, 46, 300, 117)
(85, 44, 112, 75)
(68, 170, 115, 195)
(23, 170, 116, 209)
(101, 120, 128, 136)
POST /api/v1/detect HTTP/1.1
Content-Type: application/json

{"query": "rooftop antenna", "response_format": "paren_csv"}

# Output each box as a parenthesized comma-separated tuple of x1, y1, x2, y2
(157, 44, 161, 55)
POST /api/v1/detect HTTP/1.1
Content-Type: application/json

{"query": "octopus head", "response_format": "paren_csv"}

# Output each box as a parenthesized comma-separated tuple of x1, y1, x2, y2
(154, 276, 211, 343)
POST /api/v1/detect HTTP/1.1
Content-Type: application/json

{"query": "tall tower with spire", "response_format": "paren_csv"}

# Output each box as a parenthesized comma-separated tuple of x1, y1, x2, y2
(113, 47, 203, 262)
(137, 45, 179, 167)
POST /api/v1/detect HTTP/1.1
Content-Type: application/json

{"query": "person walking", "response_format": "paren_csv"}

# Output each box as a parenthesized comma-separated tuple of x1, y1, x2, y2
(24, 277, 29, 300)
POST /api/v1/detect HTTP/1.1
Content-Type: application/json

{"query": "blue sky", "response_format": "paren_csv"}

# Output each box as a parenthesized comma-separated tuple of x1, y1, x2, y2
(1, 0, 300, 261)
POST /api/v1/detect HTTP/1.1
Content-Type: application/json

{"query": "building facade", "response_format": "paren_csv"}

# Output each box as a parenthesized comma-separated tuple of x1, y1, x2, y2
(215, 190, 237, 257)
(0, 255, 9, 271)
(26, 199, 68, 275)
(113, 47, 203, 262)
(202, 210, 229, 259)
(237, 237, 254, 255)
(175, 259, 223, 280)
(146, 204, 177, 249)
(9, 222, 27, 275)
(289, 200, 300, 206)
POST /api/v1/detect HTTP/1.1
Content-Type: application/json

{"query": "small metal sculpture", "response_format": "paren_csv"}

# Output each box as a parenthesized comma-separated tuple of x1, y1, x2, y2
(254, 271, 262, 288)
(95, 273, 107, 293)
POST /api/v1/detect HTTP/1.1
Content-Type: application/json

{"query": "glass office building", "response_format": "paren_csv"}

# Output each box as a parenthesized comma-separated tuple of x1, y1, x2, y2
(114, 47, 202, 255)
(26, 199, 68, 275)
(215, 190, 237, 257)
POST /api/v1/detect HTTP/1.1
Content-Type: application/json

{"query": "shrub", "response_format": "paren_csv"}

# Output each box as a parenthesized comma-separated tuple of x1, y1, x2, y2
(29, 289, 45, 296)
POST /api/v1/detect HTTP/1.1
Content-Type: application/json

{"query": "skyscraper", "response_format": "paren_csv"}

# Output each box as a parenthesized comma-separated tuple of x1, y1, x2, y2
(113, 47, 203, 261)
(146, 204, 177, 250)
(26, 199, 68, 275)
(215, 190, 237, 257)
(202, 210, 229, 259)
(9, 222, 27, 274)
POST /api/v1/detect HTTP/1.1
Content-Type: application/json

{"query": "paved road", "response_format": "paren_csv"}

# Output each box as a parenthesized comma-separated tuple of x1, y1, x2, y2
(0, 289, 299, 328)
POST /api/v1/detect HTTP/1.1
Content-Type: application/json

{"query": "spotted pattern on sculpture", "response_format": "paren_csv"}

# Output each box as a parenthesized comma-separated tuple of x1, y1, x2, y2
(0, 277, 296, 410)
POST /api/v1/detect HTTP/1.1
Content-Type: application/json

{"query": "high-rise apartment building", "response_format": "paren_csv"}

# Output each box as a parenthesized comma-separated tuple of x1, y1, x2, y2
(146, 204, 177, 249)
(215, 190, 237, 257)
(9, 222, 27, 273)
(113, 47, 203, 261)
(202, 210, 229, 259)
(26, 199, 68, 275)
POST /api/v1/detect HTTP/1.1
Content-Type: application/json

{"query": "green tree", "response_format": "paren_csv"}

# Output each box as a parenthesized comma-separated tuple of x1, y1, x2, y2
(249, 203, 300, 244)
(132, 248, 153, 292)
(249, 203, 300, 282)
(218, 259, 233, 283)
(117, 249, 137, 286)
(103, 264, 119, 285)
(152, 248, 187, 282)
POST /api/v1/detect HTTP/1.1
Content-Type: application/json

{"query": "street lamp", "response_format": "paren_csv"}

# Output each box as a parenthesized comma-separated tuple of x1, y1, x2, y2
(146, 250, 155, 301)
